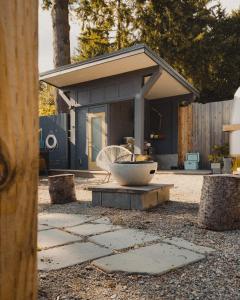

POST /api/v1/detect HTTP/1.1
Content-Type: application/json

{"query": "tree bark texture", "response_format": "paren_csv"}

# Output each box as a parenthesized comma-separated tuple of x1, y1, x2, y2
(49, 174, 76, 204)
(51, 0, 71, 113)
(198, 175, 240, 231)
(0, 1, 38, 299)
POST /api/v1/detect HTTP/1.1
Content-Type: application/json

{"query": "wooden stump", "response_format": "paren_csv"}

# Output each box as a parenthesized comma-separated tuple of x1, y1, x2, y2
(48, 174, 76, 204)
(198, 175, 240, 231)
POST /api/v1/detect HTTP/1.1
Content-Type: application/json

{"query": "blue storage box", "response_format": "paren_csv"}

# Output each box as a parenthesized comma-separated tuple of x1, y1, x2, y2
(184, 161, 199, 170)
(185, 152, 200, 162)
(184, 152, 200, 170)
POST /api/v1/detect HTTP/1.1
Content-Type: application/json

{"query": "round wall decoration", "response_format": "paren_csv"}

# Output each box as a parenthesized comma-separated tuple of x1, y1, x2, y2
(45, 134, 58, 150)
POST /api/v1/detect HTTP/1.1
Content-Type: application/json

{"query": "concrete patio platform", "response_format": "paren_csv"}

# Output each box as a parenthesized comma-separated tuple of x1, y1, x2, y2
(39, 242, 112, 271)
(92, 243, 205, 275)
(90, 183, 173, 210)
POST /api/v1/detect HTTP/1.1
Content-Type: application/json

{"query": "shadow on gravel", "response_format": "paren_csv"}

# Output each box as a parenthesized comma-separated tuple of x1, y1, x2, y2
(148, 200, 199, 215)
(38, 200, 94, 214)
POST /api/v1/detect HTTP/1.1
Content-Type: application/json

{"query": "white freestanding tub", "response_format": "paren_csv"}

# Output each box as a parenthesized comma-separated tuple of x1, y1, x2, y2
(110, 161, 158, 186)
(230, 87, 240, 156)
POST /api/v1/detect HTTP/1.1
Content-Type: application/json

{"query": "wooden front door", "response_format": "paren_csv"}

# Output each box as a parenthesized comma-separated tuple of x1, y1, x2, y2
(87, 112, 106, 170)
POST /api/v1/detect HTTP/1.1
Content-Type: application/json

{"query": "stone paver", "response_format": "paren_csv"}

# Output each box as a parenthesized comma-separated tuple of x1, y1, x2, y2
(89, 229, 160, 250)
(92, 242, 205, 275)
(38, 213, 96, 228)
(163, 237, 215, 254)
(38, 242, 112, 271)
(38, 224, 52, 231)
(66, 223, 122, 236)
(91, 217, 112, 225)
(37, 213, 213, 275)
(38, 229, 82, 249)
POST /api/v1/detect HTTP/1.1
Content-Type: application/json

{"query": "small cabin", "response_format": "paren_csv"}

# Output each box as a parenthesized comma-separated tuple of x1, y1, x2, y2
(40, 44, 199, 170)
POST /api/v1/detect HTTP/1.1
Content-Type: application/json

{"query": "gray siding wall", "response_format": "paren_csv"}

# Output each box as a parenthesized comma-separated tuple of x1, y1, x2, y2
(63, 68, 191, 169)
(145, 98, 179, 154)
(75, 107, 87, 169)
(64, 67, 158, 107)
(109, 101, 134, 145)
(65, 67, 158, 169)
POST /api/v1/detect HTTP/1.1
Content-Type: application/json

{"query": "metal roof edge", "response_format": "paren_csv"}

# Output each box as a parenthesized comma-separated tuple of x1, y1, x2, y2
(143, 46, 200, 98)
(40, 43, 199, 98)
(39, 44, 146, 78)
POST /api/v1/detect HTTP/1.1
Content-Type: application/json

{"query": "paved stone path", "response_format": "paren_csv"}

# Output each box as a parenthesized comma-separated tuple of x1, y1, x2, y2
(38, 213, 215, 274)
(93, 243, 205, 275)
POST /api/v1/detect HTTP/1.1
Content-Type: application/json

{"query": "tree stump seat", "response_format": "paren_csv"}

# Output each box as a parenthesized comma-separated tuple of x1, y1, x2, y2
(48, 174, 76, 204)
(198, 175, 240, 231)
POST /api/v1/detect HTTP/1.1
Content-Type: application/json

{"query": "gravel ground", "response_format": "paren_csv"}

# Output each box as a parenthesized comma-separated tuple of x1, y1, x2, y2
(38, 174, 240, 300)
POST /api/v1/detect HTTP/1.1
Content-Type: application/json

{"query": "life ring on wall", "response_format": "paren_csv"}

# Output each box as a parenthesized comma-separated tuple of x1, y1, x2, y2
(45, 134, 58, 150)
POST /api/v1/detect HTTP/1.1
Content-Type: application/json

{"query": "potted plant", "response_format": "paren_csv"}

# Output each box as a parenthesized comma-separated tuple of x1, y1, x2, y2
(208, 144, 229, 174)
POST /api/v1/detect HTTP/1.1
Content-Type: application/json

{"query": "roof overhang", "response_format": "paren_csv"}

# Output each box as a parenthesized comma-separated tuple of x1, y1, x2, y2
(40, 44, 199, 99)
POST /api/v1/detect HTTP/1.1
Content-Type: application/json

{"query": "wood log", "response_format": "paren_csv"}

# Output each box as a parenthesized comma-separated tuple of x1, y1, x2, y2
(198, 175, 240, 231)
(223, 124, 240, 132)
(49, 174, 77, 204)
(0, 2, 38, 299)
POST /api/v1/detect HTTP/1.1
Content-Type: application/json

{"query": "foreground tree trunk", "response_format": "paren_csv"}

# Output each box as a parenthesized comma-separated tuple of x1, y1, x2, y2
(198, 175, 240, 231)
(51, 0, 71, 113)
(0, 1, 38, 299)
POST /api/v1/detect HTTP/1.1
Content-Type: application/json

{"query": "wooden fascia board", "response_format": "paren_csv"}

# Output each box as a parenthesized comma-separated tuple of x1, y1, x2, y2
(223, 124, 240, 132)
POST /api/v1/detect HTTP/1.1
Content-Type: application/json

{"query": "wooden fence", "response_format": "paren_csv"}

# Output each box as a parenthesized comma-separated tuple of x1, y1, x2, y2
(178, 105, 193, 166)
(191, 100, 233, 168)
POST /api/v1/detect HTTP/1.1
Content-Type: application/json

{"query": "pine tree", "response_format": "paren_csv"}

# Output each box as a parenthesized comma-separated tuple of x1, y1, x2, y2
(42, 0, 77, 112)
(134, 0, 214, 71)
(73, 0, 134, 60)
(186, 7, 240, 101)
(73, 0, 113, 60)
(112, 0, 135, 50)
(39, 83, 56, 116)
(73, 0, 240, 101)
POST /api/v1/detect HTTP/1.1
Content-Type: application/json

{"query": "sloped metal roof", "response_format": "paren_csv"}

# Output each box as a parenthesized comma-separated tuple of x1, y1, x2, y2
(40, 44, 199, 97)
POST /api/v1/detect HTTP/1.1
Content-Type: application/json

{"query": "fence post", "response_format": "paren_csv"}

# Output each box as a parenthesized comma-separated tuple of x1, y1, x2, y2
(0, 1, 38, 299)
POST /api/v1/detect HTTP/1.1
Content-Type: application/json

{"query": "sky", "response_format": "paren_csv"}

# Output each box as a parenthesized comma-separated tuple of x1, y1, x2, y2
(39, 0, 240, 72)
